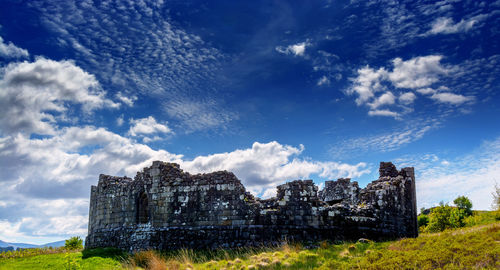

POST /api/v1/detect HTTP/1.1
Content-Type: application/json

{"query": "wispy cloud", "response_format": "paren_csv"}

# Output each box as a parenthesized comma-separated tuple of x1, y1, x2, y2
(330, 119, 439, 158)
(317, 75, 330, 86)
(29, 0, 230, 132)
(0, 36, 29, 59)
(163, 98, 238, 133)
(115, 92, 137, 107)
(425, 14, 488, 35)
(276, 40, 310, 57)
(394, 136, 500, 210)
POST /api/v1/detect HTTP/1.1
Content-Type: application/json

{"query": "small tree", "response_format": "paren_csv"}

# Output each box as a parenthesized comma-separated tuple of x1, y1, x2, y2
(453, 196, 473, 217)
(65, 236, 83, 250)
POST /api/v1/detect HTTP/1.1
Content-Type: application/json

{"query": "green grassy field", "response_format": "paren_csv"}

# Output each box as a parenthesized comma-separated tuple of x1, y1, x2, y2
(1, 221, 498, 269)
(0, 251, 123, 270)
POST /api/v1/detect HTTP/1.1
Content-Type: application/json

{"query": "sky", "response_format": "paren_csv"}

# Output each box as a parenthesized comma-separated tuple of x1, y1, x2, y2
(0, 0, 499, 244)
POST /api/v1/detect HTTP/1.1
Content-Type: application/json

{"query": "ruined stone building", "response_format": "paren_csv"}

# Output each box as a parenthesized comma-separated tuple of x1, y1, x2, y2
(85, 161, 417, 250)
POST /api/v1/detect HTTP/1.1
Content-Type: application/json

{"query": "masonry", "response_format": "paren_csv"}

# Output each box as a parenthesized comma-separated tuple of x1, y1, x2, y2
(85, 161, 417, 251)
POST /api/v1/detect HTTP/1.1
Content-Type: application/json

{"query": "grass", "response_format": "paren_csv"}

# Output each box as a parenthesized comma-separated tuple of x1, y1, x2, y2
(0, 251, 123, 270)
(1, 220, 499, 269)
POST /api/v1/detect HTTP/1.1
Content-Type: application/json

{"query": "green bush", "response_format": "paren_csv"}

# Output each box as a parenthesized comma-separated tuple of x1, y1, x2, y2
(464, 211, 499, 227)
(425, 204, 453, 232)
(417, 214, 429, 231)
(65, 237, 83, 250)
(425, 196, 474, 233)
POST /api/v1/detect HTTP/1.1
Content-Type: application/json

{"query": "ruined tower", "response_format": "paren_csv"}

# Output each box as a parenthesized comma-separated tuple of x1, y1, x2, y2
(85, 161, 417, 250)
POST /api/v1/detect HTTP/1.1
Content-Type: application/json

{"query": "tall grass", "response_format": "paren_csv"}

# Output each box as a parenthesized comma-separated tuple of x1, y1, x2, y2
(117, 222, 500, 269)
(0, 246, 78, 259)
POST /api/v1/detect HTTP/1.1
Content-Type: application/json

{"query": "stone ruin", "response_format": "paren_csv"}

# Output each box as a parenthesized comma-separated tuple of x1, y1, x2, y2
(85, 161, 417, 250)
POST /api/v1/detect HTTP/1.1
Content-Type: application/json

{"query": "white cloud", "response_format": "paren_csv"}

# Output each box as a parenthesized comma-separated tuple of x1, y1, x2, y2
(163, 98, 237, 133)
(317, 75, 330, 86)
(368, 109, 399, 118)
(388, 56, 448, 89)
(116, 115, 124, 126)
(0, 125, 183, 241)
(431, 92, 474, 105)
(426, 14, 488, 35)
(276, 41, 310, 57)
(330, 120, 438, 158)
(0, 58, 119, 135)
(182, 141, 369, 197)
(128, 116, 172, 137)
(416, 88, 436, 95)
(399, 92, 416, 105)
(348, 55, 472, 118)
(0, 36, 29, 59)
(115, 92, 137, 107)
(368, 91, 395, 109)
(29, 1, 228, 133)
(348, 66, 387, 105)
(0, 123, 369, 240)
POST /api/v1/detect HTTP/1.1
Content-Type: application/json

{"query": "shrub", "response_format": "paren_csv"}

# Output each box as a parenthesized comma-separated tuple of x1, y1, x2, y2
(425, 196, 475, 233)
(417, 214, 429, 228)
(425, 204, 453, 232)
(65, 236, 83, 250)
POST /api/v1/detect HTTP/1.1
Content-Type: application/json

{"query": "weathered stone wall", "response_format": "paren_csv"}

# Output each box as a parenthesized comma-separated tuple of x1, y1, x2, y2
(85, 161, 417, 251)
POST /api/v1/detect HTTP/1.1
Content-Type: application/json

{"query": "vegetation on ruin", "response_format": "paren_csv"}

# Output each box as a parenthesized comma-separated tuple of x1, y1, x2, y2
(1, 215, 498, 269)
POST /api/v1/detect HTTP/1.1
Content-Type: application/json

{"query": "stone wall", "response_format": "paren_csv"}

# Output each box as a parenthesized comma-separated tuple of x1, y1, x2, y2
(85, 161, 417, 251)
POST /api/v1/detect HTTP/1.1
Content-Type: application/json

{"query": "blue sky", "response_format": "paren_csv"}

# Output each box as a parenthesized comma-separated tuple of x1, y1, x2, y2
(0, 0, 499, 244)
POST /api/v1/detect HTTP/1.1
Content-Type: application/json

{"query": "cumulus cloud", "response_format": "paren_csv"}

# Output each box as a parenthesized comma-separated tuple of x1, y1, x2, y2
(348, 55, 472, 118)
(426, 14, 488, 35)
(0, 125, 183, 241)
(276, 41, 310, 57)
(0, 58, 119, 135)
(399, 92, 416, 105)
(388, 56, 448, 89)
(0, 128, 369, 241)
(368, 92, 396, 110)
(348, 66, 387, 105)
(182, 141, 369, 197)
(128, 116, 172, 138)
(0, 36, 29, 59)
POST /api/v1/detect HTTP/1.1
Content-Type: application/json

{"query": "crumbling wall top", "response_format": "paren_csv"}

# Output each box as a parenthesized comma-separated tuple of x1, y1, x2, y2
(379, 161, 399, 177)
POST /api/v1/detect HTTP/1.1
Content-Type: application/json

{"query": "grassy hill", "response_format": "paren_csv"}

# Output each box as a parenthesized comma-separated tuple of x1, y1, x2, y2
(1, 221, 498, 269)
